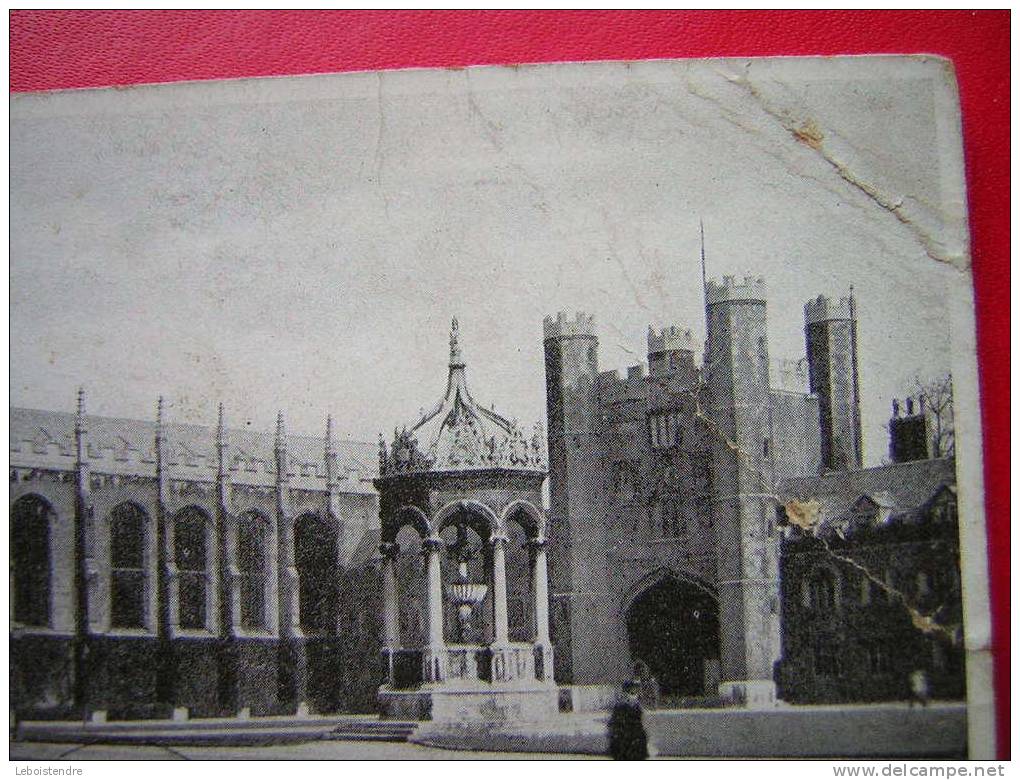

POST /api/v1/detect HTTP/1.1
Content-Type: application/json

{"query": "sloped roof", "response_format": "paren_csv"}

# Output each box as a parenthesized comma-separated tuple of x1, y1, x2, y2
(10, 406, 378, 480)
(779, 457, 956, 531)
(855, 491, 896, 510)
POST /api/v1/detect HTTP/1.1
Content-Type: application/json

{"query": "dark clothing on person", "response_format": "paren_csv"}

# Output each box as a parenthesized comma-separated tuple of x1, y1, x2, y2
(607, 697, 649, 760)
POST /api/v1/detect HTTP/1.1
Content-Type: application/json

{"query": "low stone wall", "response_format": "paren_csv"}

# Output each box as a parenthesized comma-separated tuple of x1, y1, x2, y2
(378, 689, 432, 721)
(559, 685, 619, 713)
(412, 713, 608, 755)
(646, 703, 968, 758)
(411, 702, 968, 758)
(10, 634, 75, 718)
(381, 684, 559, 724)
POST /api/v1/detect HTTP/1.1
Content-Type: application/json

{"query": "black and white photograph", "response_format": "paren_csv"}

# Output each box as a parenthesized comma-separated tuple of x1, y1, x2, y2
(9, 53, 995, 761)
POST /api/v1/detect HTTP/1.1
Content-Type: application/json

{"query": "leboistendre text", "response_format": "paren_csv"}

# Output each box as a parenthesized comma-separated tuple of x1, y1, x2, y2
(15, 769, 84, 776)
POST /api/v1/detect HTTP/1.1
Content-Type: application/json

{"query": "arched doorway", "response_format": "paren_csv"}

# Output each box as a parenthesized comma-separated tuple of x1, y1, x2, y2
(625, 575, 719, 698)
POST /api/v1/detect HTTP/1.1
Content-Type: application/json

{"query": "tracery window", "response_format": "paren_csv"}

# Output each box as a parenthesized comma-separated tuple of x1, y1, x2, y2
(11, 495, 52, 627)
(296, 513, 338, 634)
(110, 503, 148, 629)
(174, 507, 209, 630)
(238, 511, 269, 630)
(612, 461, 640, 502)
(649, 411, 684, 449)
(803, 568, 838, 611)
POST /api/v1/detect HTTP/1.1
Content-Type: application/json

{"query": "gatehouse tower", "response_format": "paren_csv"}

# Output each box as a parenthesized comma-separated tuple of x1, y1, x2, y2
(704, 276, 781, 707)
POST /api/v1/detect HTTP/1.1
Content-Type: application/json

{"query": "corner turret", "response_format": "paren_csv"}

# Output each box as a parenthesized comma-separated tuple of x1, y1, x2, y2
(703, 273, 780, 707)
(542, 310, 602, 684)
(647, 325, 697, 378)
(804, 292, 863, 472)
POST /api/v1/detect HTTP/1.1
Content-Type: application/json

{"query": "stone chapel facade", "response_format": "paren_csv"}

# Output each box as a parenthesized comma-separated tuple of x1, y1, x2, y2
(10, 399, 383, 718)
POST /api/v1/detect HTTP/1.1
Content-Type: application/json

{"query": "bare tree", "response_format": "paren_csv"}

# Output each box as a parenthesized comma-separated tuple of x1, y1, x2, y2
(915, 373, 955, 458)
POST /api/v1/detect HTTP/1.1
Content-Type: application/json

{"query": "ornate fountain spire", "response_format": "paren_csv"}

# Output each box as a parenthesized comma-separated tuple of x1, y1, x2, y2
(449, 317, 464, 367)
(378, 316, 547, 477)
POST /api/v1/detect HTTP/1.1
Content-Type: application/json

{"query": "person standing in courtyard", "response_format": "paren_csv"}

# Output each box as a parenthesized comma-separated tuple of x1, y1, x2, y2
(909, 669, 931, 708)
(607, 679, 649, 760)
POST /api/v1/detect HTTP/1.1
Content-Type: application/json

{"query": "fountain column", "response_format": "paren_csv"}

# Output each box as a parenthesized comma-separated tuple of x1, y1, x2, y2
(489, 533, 513, 681)
(490, 534, 510, 645)
(379, 542, 401, 686)
(422, 535, 447, 682)
(530, 537, 554, 682)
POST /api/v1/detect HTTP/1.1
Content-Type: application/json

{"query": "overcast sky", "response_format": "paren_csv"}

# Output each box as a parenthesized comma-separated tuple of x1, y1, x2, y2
(11, 57, 968, 466)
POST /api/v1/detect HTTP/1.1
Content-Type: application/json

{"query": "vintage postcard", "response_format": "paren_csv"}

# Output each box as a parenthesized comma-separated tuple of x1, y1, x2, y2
(9, 56, 993, 760)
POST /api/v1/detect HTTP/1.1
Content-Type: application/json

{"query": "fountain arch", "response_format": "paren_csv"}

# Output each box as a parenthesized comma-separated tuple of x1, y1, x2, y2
(374, 319, 555, 722)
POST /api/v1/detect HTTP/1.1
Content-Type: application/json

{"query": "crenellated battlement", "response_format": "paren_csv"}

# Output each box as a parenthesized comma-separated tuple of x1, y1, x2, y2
(597, 366, 649, 404)
(543, 310, 596, 340)
(705, 275, 766, 305)
(647, 325, 696, 355)
(804, 294, 855, 325)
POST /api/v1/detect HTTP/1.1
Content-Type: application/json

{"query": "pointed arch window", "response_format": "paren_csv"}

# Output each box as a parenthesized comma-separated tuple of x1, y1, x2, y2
(175, 507, 210, 630)
(110, 503, 149, 629)
(237, 511, 270, 630)
(295, 513, 338, 634)
(803, 568, 839, 612)
(11, 495, 53, 628)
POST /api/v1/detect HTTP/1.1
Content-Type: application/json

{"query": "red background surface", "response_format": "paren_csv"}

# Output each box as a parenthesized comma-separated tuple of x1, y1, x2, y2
(9, 10, 1010, 758)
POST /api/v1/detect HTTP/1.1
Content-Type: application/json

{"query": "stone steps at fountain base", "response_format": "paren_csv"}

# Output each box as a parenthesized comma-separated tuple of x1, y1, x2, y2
(327, 719, 420, 742)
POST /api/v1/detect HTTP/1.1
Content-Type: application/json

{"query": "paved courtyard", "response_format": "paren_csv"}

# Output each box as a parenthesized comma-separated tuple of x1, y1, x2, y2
(10, 702, 967, 760)
(10, 740, 599, 761)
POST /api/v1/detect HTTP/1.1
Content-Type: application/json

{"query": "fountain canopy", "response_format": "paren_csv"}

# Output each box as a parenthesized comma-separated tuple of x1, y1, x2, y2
(374, 318, 556, 723)
(379, 318, 546, 477)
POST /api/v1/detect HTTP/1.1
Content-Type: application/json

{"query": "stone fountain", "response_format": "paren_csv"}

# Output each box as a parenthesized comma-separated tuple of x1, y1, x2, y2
(446, 525, 487, 643)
